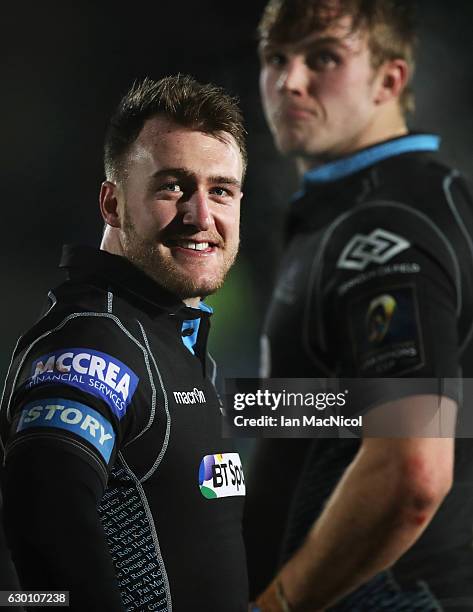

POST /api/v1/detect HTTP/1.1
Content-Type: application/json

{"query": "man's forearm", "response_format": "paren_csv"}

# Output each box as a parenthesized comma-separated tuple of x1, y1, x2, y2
(3, 444, 125, 611)
(258, 438, 450, 611)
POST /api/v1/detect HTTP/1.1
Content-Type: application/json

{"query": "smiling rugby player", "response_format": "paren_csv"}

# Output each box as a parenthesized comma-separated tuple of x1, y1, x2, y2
(0, 75, 248, 611)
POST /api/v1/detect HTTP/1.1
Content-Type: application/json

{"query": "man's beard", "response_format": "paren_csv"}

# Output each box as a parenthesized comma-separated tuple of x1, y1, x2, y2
(121, 210, 238, 300)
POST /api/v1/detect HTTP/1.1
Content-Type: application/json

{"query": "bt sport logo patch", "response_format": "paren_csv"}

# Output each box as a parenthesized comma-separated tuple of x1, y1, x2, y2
(199, 453, 245, 499)
(28, 348, 139, 419)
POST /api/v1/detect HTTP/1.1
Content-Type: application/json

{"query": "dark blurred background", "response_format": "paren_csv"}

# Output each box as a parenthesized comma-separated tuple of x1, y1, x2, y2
(1, 0, 472, 388)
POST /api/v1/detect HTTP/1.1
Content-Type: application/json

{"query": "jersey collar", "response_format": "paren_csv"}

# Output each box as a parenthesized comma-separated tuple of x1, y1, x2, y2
(181, 302, 213, 355)
(59, 244, 213, 318)
(303, 133, 440, 187)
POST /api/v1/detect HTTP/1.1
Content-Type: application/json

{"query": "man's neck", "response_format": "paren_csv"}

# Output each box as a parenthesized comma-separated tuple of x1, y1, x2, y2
(297, 115, 408, 178)
(100, 226, 124, 257)
(183, 297, 201, 308)
(100, 226, 202, 309)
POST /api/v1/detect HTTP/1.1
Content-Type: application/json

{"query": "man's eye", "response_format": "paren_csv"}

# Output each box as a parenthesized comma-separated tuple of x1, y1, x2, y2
(211, 187, 230, 197)
(265, 52, 286, 67)
(160, 183, 182, 193)
(307, 51, 340, 71)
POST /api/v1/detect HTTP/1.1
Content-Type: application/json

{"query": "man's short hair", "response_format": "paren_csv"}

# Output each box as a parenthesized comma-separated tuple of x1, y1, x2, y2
(104, 74, 247, 182)
(258, 0, 417, 114)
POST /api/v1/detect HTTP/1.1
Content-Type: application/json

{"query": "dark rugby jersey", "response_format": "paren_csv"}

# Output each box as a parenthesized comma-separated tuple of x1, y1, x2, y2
(0, 245, 248, 612)
(246, 134, 473, 607)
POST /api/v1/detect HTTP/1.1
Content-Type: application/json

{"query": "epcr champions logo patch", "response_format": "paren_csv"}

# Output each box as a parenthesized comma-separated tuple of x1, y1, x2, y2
(366, 294, 397, 344)
(337, 228, 410, 271)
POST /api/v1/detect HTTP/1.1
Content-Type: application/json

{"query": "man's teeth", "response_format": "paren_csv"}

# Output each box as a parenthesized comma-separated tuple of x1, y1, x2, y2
(177, 241, 210, 251)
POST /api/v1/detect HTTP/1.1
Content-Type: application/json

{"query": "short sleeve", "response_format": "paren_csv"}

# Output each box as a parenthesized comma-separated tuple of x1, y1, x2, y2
(306, 200, 462, 416)
(1, 312, 150, 481)
(316, 201, 460, 377)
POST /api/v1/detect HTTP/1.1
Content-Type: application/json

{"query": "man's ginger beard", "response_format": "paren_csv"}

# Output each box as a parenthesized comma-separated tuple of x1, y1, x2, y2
(120, 206, 238, 299)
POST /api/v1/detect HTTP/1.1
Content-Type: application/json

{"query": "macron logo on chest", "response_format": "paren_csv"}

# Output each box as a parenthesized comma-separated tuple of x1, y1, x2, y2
(28, 348, 139, 419)
(173, 388, 207, 405)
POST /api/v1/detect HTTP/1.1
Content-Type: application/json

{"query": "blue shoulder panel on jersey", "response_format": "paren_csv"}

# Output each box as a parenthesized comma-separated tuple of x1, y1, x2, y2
(24, 348, 139, 419)
(16, 398, 115, 463)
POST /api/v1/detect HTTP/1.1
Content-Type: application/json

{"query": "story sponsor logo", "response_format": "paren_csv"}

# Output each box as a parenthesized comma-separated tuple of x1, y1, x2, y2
(17, 398, 115, 462)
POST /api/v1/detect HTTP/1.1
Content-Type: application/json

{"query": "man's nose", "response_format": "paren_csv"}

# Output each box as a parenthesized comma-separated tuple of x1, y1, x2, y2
(277, 57, 310, 95)
(182, 190, 211, 231)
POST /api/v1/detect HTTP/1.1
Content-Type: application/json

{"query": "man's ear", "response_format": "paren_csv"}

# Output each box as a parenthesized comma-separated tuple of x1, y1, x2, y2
(374, 58, 409, 105)
(99, 181, 122, 228)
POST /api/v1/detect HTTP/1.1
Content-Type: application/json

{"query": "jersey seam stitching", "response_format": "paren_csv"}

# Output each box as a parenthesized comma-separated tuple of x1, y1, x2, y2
(1, 291, 58, 450)
(208, 353, 217, 385)
(136, 321, 171, 483)
(443, 171, 473, 352)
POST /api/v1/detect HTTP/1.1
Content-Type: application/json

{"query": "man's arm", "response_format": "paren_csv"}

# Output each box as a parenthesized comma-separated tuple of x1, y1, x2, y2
(256, 396, 455, 611)
(3, 436, 125, 611)
(2, 389, 126, 611)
